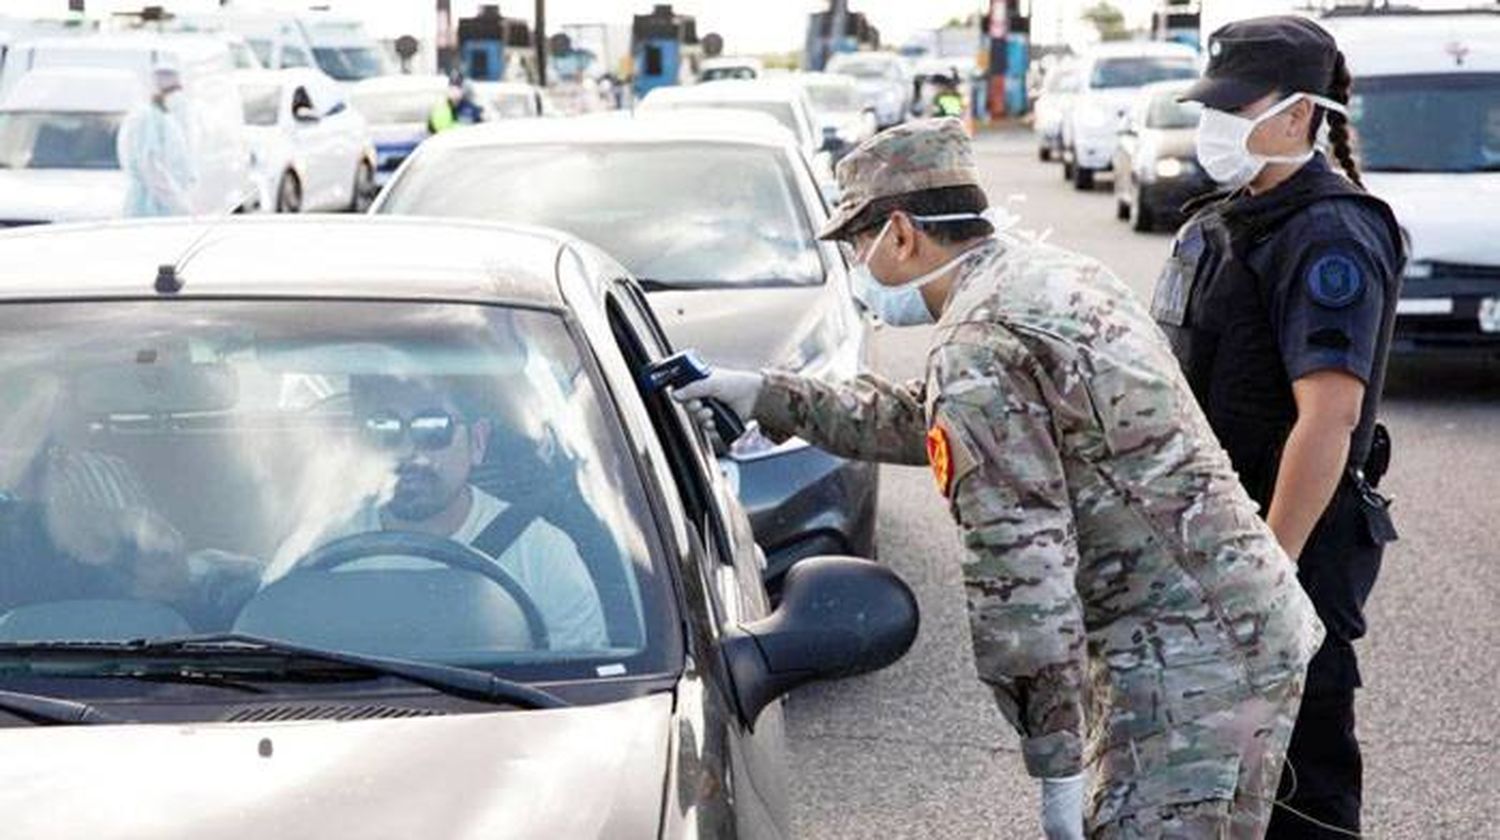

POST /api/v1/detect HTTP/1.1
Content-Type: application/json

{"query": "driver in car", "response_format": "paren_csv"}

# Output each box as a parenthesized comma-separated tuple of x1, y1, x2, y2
(266, 375, 607, 651)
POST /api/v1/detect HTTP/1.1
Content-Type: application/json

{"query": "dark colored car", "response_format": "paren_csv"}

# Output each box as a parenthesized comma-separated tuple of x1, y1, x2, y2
(1112, 80, 1217, 233)
(0, 216, 917, 838)
(372, 110, 878, 590)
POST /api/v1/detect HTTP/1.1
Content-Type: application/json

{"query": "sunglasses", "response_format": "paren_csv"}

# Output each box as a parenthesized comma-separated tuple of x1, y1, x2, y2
(361, 410, 462, 451)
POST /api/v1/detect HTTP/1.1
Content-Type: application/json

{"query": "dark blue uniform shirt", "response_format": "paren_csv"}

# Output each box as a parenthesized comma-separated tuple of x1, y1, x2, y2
(1243, 155, 1402, 386)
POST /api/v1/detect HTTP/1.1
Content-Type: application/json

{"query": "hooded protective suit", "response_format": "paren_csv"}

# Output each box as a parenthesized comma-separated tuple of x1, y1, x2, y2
(116, 82, 197, 217)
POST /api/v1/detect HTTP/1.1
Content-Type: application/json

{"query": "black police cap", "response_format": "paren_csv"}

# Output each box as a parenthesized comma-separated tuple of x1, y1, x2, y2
(1181, 15, 1339, 111)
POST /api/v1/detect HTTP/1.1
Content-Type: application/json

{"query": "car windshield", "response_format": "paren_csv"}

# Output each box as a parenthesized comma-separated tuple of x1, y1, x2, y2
(1148, 92, 1200, 129)
(805, 82, 860, 111)
(0, 300, 673, 682)
(1045, 68, 1080, 94)
(1090, 56, 1197, 89)
(246, 38, 273, 67)
(352, 88, 439, 124)
(0, 111, 122, 170)
(228, 42, 259, 70)
(379, 143, 823, 288)
(486, 91, 535, 119)
(1351, 73, 1500, 173)
(312, 46, 388, 82)
(239, 84, 281, 126)
(701, 66, 756, 82)
(830, 58, 897, 80)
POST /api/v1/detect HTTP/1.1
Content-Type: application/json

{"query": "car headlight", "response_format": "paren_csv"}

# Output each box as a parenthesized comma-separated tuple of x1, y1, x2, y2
(1155, 158, 1185, 179)
(1404, 260, 1432, 280)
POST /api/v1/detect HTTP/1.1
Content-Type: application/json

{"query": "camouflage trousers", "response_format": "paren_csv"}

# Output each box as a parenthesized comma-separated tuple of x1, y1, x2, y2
(1090, 676, 1304, 840)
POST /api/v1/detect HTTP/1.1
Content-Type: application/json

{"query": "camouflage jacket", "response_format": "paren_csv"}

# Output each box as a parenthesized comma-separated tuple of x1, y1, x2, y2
(754, 235, 1324, 780)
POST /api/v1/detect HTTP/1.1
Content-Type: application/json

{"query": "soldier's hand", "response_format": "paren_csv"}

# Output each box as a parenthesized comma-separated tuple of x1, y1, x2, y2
(1040, 773, 1086, 840)
(671, 368, 763, 419)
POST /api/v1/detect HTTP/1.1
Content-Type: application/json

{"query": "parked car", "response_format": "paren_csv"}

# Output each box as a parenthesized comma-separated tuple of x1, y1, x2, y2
(472, 80, 553, 119)
(349, 74, 448, 188)
(825, 51, 912, 129)
(1032, 58, 1081, 161)
(0, 215, 918, 839)
(372, 111, 878, 589)
(236, 68, 376, 213)
(637, 79, 836, 185)
(700, 56, 764, 82)
(792, 72, 876, 162)
(1112, 80, 1214, 232)
(0, 35, 257, 226)
(1060, 41, 1199, 190)
(1324, 7, 1500, 354)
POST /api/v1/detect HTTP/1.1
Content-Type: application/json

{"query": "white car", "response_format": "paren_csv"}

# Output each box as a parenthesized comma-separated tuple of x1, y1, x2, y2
(700, 56, 763, 82)
(1032, 58, 1081, 162)
(349, 74, 448, 189)
(794, 72, 877, 162)
(825, 52, 912, 129)
(0, 35, 257, 226)
(472, 81, 552, 120)
(638, 79, 835, 185)
(1060, 41, 1199, 190)
(236, 68, 375, 213)
(1324, 8, 1500, 353)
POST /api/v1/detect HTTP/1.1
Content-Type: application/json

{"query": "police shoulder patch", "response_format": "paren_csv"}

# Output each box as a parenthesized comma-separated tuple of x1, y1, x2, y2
(1306, 253, 1365, 309)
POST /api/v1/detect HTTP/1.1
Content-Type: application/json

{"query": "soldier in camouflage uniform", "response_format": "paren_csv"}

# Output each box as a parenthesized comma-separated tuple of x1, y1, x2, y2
(676, 118, 1325, 838)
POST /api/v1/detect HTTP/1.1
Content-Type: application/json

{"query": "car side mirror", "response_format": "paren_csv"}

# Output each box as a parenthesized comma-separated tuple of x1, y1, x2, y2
(294, 105, 320, 123)
(721, 556, 918, 729)
(820, 125, 845, 155)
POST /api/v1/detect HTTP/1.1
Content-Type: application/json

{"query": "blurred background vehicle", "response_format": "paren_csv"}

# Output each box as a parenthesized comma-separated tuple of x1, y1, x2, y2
(235, 67, 375, 214)
(637, 78, 835, 185)
(180, 8, 388, 85)
(1325, 6, 1500, 357)
(472, 80, 554, 119)
(699, 55, 763, 82)
(349, 74, 449, 189)
(1060, 40, 1199, 191)
(1111, 79, 1212, 233)
(1031, 57, 1080, 162)
(824, 51, 911, 130)
(0, 33, 255, 227)
(909, 57, 974, 120)
(793, 72, 877, 163)
(371, 110, 879, 590)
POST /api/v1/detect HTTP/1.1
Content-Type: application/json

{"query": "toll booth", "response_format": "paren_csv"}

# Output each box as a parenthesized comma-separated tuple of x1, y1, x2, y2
(983, 0, 1030, 118)
(458, 4, 533, 82)
(631, 4, 700, 98)
(1153, 0, 1202, 50)
(803, 8, 879, 73)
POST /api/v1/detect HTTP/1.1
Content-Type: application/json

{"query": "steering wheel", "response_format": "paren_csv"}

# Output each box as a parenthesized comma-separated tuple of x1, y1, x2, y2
(292, 531, 550, 650)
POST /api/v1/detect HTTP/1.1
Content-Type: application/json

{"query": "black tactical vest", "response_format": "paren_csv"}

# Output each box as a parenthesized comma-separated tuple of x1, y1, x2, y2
(1151, 170, 1404, 509)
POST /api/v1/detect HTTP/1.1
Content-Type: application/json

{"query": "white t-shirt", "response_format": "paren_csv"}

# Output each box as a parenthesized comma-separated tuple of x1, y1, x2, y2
(267, 487, 608, 651)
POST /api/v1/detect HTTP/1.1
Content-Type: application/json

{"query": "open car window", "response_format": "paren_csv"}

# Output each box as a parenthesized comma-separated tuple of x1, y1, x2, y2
(0, 300, 679, 684)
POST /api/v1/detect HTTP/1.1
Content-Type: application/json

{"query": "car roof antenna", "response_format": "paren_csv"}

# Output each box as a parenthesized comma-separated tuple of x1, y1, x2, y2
(155, 200, 244, 295)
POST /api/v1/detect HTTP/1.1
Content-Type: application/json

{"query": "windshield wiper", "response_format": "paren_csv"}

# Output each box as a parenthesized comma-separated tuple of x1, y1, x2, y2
(0, 688, 118, 725)
(635, 278, 684, 292)
(122, 633, 567, 710)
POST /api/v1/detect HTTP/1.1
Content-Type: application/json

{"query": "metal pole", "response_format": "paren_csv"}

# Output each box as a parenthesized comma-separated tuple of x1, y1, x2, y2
(535, 0, 547, 87)
(830, 0, 848, 49)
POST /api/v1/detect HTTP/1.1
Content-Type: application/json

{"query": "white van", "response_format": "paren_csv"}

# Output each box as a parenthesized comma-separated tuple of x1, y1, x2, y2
(1323, 9, 1500, 353)
(185, 11, 389, 84)
(1060, 41, 1200, 190)
(0, 34, 257, 225)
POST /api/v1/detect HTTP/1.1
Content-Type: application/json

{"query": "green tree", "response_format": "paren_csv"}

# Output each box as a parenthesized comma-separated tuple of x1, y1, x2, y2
(1082, 1, 1130, 42)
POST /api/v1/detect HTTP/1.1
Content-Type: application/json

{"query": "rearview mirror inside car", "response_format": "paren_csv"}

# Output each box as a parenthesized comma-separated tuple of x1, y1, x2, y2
(722, 556, 918, 728)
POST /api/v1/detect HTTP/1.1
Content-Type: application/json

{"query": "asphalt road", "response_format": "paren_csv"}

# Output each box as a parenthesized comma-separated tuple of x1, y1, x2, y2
(787, 126, 1499, 838)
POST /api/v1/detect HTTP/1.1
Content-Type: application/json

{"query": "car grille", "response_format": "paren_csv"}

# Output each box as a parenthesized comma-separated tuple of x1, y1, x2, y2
(223, 703, 446, 723)
(1428, 261, 1500, 282)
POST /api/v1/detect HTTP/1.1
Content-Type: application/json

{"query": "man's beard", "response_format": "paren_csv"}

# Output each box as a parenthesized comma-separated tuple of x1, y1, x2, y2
(384, 465, 455, 523)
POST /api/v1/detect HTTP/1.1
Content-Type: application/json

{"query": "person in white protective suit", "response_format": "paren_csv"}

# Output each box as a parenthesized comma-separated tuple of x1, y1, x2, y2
(116, 68, 197, 217)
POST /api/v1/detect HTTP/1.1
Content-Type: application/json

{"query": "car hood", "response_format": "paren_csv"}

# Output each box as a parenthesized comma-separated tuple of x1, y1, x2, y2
(649, 284, 837, 371)
(1364, 172, 1500, 266)
(0, 693, 673, 840)
(0, 169, 128, 223)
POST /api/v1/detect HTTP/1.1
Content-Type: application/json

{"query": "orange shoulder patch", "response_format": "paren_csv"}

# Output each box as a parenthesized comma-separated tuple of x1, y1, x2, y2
(926, 424, 953, 496)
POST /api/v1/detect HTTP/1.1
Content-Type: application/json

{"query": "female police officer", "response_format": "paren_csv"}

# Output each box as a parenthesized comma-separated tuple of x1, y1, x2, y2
(679, 118, 1324, 838)
(1153, 16, 1404, 839)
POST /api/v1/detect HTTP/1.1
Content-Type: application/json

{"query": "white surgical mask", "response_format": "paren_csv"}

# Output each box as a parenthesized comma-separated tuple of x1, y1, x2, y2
(1195, 92, 1348, 187)
(851, 213, 989, 327)
(161, 90, 184, 114)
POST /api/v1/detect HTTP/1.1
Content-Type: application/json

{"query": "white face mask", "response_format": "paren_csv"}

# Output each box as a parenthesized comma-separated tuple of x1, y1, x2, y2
(1195, 92, 1349, 187)
(160, 90, 184, 114)
(850, 213, 989, 327)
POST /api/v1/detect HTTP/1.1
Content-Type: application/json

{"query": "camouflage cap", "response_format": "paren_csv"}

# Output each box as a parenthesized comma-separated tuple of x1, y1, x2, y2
(819, 117, 982, 241)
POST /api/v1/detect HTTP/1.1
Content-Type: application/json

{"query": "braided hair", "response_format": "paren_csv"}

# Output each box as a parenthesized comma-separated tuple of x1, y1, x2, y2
(1312, 51, 1364, 189)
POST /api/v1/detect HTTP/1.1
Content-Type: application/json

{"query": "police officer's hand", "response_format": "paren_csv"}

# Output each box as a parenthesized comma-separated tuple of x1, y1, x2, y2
(671, 368, 763, 419)
(1040, 774, 1087, 840)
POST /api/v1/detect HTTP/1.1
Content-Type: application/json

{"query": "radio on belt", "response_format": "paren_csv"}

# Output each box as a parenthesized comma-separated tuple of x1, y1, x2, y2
(643, 350, 747, 443)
